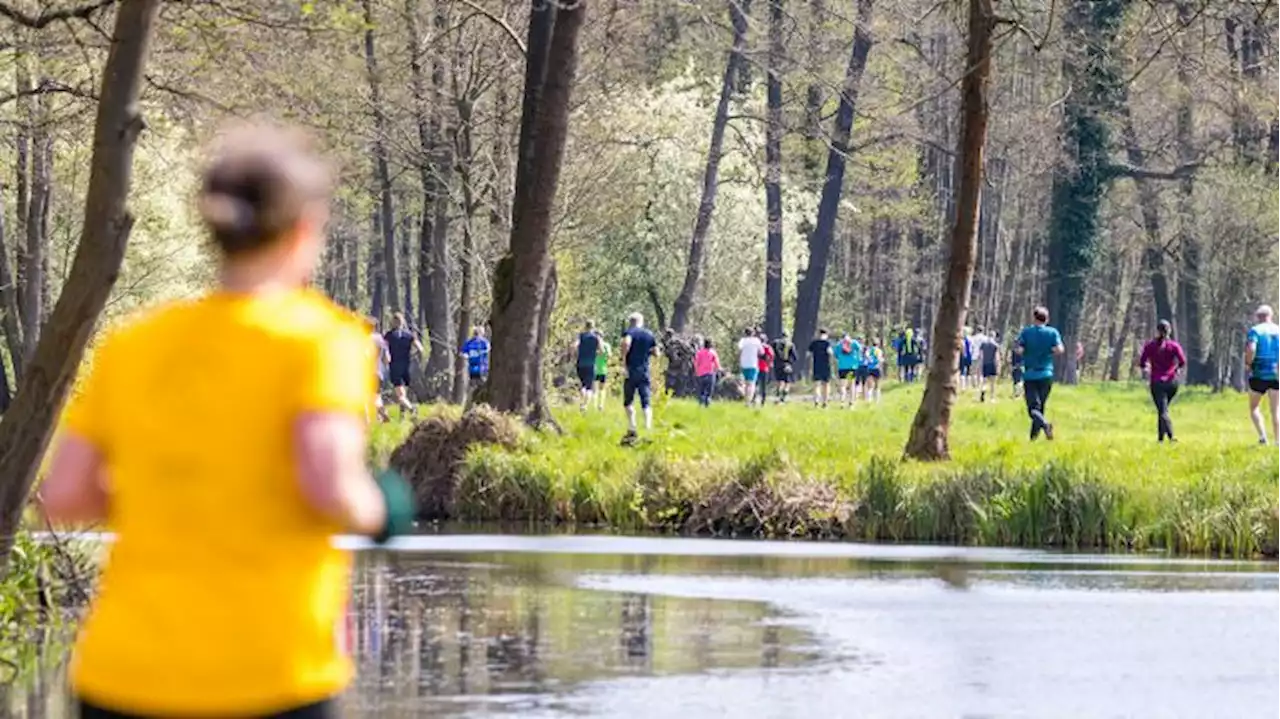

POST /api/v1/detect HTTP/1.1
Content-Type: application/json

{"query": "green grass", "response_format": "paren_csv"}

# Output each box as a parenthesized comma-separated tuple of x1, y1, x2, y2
(371, 382, 1280, 557)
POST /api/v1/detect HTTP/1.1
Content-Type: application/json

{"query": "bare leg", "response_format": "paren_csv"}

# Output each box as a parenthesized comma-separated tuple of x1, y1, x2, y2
(1249, 391, 1267, 443)
(1270, 389, 1279, 441)
(395, 386, 413, 415)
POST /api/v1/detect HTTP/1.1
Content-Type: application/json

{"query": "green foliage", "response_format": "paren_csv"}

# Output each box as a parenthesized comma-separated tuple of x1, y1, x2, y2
(0, 532, 89, 683)
(374, 383, 1279, 556)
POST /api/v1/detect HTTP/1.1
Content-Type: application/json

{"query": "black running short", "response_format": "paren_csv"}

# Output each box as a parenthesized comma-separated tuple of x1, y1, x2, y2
(838, 368, 855, 380)
(595, 373, 606, 383)
(775, 364, 794, 382)
(959, 358, 973, 375)
(813, 367, 832, 383)
(1248, 377, 1279, 394)
(389, 363, 411, 388)
(623, 373, 651, 408)
(982, 362, 997, 378)
(576, 365, 595, 390)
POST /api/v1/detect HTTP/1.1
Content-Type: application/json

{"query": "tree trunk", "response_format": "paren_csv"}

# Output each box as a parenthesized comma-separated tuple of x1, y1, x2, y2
(792, 0, 874, 353)
(488, 0, 584, 415)
(407, 0, 435, 332)
(0, 190, 25, 383)
(670, 0, 749, 333)
(763, 0, 786, 340)
(20, 96, 50, 361)
(368, 207, 385, 319)
(406, 0, 454, 400)
(363, 0, 400, 316)
(526, 264, 561, 430)
(803, 0, 826, 175)
(1106, 292, 1133, 381)
(13, 52, 32, 320)
(399, 211, 414, 320)
(1173, 0, 1208, 384)
(0, 0, 159, 567)
(1044, 0, 1126, 381)
(344, 231, 360, 312)
(903, 0, 994, 461)
(453, 96, 480, 405)
(1117, 102, 1174, 328)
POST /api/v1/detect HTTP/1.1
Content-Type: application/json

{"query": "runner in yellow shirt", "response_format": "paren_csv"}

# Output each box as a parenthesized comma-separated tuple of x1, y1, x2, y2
(39, 123, 414, 719)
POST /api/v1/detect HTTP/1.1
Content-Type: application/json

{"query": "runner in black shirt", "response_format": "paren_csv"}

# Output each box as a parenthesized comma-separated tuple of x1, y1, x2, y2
(383, 312, 424, 416)
(771, 334, 798, 403)
(808, 329, 834, 408)
(572, 320, 601, 411)
(620, 312, 658, 440)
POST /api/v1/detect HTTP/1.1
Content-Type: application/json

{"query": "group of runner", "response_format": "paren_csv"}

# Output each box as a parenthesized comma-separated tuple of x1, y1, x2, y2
(368, 314, 490, 421)
(708, 328, 888, 409)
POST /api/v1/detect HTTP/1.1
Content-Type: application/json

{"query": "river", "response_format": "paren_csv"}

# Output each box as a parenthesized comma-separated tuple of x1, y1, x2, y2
(8, 534, 1278, 717)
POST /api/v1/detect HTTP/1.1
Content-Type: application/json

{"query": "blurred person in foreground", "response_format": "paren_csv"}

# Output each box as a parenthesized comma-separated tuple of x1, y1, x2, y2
(39, 123, 414, 719)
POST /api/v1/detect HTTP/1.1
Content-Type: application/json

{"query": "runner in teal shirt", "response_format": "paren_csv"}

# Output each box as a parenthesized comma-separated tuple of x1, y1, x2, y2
(834, 334, 862, 408)
(1245, 304, 1280, 444)
(1015, 307, 1064, 440)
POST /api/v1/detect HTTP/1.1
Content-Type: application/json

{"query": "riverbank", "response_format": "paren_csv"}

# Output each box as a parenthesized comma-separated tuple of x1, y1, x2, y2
(372, 383, 1279, 557)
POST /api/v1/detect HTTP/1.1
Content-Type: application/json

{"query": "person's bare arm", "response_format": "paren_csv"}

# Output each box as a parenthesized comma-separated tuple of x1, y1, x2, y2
(40, 434, 109, 525)
(1245, 340, 1257, 369)
(294, 413, 386, 535)
(1052, 342, 1066, 356)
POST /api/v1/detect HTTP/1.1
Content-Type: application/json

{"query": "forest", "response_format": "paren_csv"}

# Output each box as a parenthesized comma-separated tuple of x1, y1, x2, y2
(0, 0, 1275, 395)
(0, 0, 1274, 541)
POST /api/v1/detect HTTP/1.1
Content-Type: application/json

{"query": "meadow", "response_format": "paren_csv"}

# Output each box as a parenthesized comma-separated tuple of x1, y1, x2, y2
(372, 381, 1280, 557)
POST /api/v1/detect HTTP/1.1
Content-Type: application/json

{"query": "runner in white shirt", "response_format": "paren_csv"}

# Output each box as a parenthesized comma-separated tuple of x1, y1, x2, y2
(738, 328, 764, 406)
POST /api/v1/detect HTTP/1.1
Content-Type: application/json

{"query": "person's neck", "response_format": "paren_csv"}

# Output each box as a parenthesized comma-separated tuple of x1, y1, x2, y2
(219, 258, 299, 295)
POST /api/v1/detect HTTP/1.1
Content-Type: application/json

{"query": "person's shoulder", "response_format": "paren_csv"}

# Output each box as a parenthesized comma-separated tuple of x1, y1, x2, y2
(270, 291, 368, 354)
(92, 298, 203, 361)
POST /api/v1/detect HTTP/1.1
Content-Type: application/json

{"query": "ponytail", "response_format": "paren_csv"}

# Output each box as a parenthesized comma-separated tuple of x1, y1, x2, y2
(1156, 319, 1171, 342)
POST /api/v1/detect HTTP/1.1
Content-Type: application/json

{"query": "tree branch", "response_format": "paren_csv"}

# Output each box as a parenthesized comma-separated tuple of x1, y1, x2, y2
(0, 0, 118, 29)
(454, 0, 525, 55)
(0, 78, 97, 107)
(1104, 161, 1201, 181)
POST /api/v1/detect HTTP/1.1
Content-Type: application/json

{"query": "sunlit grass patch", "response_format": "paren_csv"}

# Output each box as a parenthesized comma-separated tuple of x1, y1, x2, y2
(371, 382, 1279, 556)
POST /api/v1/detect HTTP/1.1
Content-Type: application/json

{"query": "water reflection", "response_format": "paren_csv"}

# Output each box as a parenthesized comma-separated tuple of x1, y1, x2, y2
(342, 553, 818, 716)
(6, 538, 1276, 718)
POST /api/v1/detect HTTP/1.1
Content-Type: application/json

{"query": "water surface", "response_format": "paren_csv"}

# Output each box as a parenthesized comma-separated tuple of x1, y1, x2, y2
(9, 535, 1278, 718)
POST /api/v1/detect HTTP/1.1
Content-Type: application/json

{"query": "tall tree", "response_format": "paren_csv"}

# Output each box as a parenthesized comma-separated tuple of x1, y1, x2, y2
(791, 0, 874, 354)
(0, 189, 24, 383)
(1043, 0, 1126, 382)
(488, 0, 585, 416)
(671, 0, 749, 333)
(1173, 0, 1208, 384)
(1117, 98, 1174, 328)
(406, 0, 454, 398)
(903, 0, 995, 460)
(0, 0, 161, 566)
(762, 0, 785, 340)
(363, 0, 400, 318)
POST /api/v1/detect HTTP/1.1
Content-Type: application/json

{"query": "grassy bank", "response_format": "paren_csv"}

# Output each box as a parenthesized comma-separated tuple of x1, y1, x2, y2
(372, 382, 1279, 557)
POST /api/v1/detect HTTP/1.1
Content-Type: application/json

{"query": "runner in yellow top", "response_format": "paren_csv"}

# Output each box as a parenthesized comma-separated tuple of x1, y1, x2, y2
(39, 123, 414, 719)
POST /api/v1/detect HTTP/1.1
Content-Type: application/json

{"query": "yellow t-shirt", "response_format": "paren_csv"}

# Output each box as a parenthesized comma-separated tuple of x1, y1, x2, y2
(66, 288, 373, 715)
